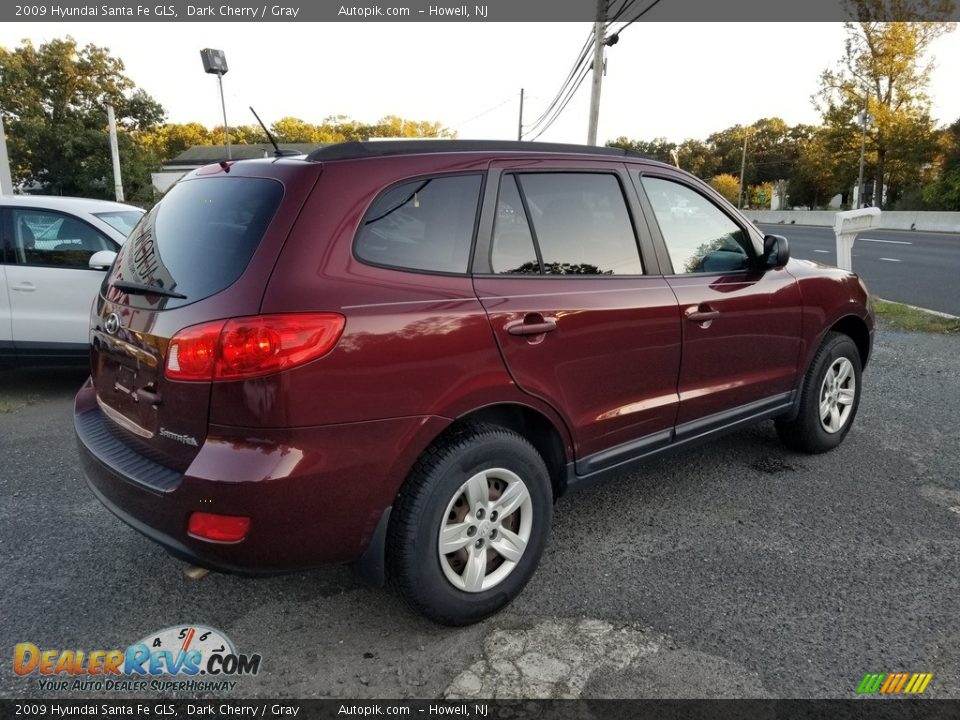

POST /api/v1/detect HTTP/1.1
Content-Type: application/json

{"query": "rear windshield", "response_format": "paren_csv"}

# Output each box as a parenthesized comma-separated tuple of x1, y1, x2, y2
(108, 177, 283, 309)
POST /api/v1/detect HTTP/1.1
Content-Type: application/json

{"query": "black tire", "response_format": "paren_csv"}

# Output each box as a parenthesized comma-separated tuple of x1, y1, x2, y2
(776, 331, 862, 454)
(387, 423, 552, 626)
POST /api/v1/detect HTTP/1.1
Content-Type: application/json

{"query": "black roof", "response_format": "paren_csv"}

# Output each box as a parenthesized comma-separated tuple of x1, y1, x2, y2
(305, 140, 647, 162)
(167, 143, 325, 165)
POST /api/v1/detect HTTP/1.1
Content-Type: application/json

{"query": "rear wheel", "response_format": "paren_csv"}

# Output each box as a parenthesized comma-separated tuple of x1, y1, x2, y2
(776, 332, 862, 453)
(387, 424, 552, 625)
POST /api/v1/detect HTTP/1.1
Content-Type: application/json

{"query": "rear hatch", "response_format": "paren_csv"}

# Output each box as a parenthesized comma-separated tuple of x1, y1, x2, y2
(89, 162, 317, 472)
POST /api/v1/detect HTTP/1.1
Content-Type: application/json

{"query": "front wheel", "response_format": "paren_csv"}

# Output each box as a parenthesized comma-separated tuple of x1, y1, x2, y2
(387, 424, 553, 625)
(776, 331, 863, 453)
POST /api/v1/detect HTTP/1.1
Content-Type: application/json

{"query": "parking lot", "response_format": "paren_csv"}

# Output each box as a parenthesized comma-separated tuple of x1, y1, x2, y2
(2, 321, 959, 699)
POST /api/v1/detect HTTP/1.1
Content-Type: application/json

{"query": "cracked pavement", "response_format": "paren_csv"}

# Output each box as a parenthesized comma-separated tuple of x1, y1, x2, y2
(1, 322, 959, 699)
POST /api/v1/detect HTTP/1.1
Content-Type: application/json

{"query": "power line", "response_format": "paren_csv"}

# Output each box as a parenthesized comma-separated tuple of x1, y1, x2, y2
(449, 94, 519, 131)
(521, 28, 594, 136)
(529, 60, 593, 140)
(618, 0, 664, 31)
(607, 0, 641, 23)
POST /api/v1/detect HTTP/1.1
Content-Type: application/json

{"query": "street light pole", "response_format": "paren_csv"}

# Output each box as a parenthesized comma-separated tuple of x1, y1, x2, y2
(200, 49, 231, 160)
(856, 91, 869, 208)
(216, 72, 231, 160)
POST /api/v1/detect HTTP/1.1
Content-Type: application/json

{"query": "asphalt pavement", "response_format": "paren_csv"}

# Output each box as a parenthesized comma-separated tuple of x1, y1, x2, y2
(756, 223, 960, 316)
(1, 324, 959, 699)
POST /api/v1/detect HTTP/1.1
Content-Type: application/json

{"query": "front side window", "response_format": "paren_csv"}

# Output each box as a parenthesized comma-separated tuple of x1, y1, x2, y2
(355, 174, 482, 274)
(640, 176, 752, 274)
(516, 173, 642, 275)
(11, 209, 114, 269)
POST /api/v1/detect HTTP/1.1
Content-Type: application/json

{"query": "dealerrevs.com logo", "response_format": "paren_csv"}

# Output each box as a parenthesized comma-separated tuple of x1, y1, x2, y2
(14, 625, 261, 693)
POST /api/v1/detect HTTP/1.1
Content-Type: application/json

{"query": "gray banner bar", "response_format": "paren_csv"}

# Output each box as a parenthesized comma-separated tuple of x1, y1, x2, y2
(3, 0, 959, 22)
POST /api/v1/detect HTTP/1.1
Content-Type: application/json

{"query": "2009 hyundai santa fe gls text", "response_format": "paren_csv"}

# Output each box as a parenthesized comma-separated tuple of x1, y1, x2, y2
(75, 140, 873, 625)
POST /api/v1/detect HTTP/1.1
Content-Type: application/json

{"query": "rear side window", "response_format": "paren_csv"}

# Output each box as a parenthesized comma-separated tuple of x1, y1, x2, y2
(492, 173, 642, 276)
(354, 174, 482, 274)
(110, 177, 283, 309)
(491, 175, 539, 274)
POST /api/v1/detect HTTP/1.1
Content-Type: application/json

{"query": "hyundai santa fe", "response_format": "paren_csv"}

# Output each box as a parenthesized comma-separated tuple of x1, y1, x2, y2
(74, 140, 873, 625)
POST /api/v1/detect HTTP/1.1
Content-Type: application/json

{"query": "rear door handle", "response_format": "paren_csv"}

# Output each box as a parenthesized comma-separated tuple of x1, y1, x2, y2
(505, 317, 558, 336)
(11, 282, 36, 292)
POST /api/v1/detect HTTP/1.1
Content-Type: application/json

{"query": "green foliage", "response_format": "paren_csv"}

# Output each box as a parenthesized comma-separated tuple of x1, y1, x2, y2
(708, 174, 740, 205)
(0, 37, 164, 200)
(919, 118, 960, 209)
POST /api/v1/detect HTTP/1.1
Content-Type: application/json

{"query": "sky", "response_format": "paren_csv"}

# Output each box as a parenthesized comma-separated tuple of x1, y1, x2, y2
(2, 22, 959, 145)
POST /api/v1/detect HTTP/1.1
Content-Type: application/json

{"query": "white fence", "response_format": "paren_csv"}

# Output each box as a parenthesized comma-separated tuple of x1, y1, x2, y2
(743, 210, 960, 234)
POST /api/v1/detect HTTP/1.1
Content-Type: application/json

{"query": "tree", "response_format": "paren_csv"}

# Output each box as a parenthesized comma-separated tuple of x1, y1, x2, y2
(0, 37, 164, 199)
(709, 174, 740, 204)
(816, 19, 952, 208)
(789, 130, 841, 208)
(922, 118, 960, 209)
(607, 136, 676, 165)
(137, 122, 213, 161)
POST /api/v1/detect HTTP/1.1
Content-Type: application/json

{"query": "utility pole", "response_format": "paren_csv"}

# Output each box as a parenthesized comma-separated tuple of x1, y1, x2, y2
(0, 115, 13, 195)
(586, 0, 606, 146)
(856, 90, 869, 208)
(106, 105, 124, 202)
(738, 130, 749, 209)
(517, 88, 524, 141)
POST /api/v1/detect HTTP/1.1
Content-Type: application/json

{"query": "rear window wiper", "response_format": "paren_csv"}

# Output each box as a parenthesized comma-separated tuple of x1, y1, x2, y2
(111, 280, 187, 300)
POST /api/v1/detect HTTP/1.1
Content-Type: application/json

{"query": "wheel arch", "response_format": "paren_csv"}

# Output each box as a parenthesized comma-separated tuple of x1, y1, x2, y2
(450, 403, 571, 501)
(827, 313, 872, 370)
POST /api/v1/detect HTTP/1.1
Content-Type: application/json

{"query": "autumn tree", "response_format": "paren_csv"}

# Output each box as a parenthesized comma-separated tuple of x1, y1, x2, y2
(0, 37, 164, 199)
(708, 174, 740, 205)
(816, 19, 953, 207)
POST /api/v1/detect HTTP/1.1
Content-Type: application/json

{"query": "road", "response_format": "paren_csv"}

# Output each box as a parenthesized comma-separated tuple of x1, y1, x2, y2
(2, 323, 960, 700)
(756, 223, 960, 316)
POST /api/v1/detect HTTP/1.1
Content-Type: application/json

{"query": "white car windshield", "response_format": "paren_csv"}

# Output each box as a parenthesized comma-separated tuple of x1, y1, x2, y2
(94, 210, 144, 237)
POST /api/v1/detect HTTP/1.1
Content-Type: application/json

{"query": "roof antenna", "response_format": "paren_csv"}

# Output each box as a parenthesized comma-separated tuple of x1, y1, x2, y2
(249, 106, 286, 157)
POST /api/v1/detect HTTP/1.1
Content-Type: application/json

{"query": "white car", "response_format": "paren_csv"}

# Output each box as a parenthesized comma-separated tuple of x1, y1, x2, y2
(0, 195, 144, 367)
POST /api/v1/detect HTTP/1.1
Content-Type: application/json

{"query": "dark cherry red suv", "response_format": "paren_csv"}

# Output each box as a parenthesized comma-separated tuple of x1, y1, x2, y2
(75, 140, 873, 624)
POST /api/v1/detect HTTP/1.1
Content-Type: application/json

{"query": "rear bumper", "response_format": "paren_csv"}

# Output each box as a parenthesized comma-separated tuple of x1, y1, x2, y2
(74, 379, 447, 573)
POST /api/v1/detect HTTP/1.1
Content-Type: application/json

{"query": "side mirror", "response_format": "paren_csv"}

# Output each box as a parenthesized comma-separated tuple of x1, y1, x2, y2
(761, 234, 790, 269)
(88, 250, 117, 270)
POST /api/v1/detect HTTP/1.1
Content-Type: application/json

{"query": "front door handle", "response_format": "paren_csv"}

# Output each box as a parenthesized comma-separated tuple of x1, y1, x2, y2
(685, 305, 719, 326)
(11, 282, 36, 292)
(505, 316, 558, 336)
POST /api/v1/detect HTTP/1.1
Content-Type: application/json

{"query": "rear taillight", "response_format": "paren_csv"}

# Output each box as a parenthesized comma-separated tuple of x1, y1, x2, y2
(165, 313, 345, 381)
(188, 512, 251, 543)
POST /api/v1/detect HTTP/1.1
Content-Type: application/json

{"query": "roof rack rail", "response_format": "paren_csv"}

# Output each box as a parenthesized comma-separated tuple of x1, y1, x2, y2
(304, 139, 648, 162)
